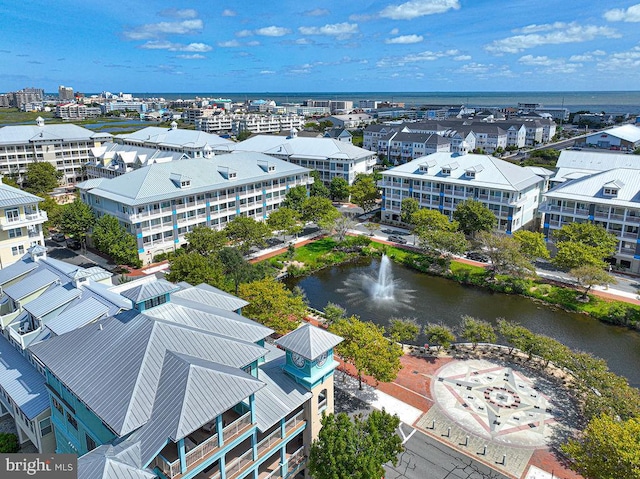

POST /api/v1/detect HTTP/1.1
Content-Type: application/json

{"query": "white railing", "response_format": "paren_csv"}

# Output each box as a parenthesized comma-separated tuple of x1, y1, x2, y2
(152, 455, 181, 478)
(0, 211, 47, 228)
(257, 428, 282, 457)
(185, 432, 219, 469)
(284, 411, 305, 435)
(225, 449, 253, 479)
(223, 411, 252, 439)
(286, 447, 305, 477)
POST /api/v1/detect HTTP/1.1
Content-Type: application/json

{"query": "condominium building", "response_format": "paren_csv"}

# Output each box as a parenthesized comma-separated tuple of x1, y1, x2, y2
(232, 115, 306, 135)
(380, 151, 546, 232)
(303, 99, 353, 113)
(325, 113, 374, 129)
(541, 150, 640, 273)
(101, 101, 148, 114)
(77, 153, 312, 263)
(55, 103, 101, 120)
(0, 117, 111, 185)
(85, 143, 189, 179)
(380, 132, 451, 164)
(115, 123, 234, 157)
(0, 183, 47, 267)
(58, 85, 74, 101)
(227, 129, 377, 185)
(578, 124, 640, 151)
(29, 276, 342, 479)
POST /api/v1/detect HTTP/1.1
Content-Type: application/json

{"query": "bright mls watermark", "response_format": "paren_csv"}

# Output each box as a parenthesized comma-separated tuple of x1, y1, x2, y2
(0, 454, 76, 478)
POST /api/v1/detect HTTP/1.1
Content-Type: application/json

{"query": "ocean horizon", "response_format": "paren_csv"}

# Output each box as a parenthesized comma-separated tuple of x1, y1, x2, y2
(111, 90, 640, 114)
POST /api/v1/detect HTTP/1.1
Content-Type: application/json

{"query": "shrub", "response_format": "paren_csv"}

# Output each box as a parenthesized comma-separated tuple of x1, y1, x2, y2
(0, 433, 19, 453)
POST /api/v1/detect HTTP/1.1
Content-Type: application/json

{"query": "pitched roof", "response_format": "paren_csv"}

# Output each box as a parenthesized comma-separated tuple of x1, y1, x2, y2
(595, 124, 640, 143)
(78, 443, 154, 479)
(116, 127, 233, 148)
(230, 135, 375, 161)
(45, 297, 111, 336)
(0, 123, 111, 145)
(119, 278, 180, 303)
(3, 269, 59, 301)
(0, 182, 43, 208)
(544, 168, 640, 207)
(172, 282, 249, 311)
(276, 323, 343, 360)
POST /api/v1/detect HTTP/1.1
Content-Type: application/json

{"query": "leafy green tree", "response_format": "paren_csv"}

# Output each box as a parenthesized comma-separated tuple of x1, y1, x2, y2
(266, 207, 302, 239)
(225, 216, 271, 255)
(571, 264, 616, 300)
(39, 195, 63, 232)
(236, 130, 252, 141)
(309, 410, 403, 479)
(364, 222, 380, 236)
(424, 323, 456, 351)
(330, 215, 355, 242)
(458, 315, 496, 349)
(59, 198, 95, 249)
(329, 316, 403, 389)
(417, 229, 468, 269)
(412, 209, 456, 236)
(387, 318, 420, 347)
(237, 277, 307, 334)
(562, 414, 640, 479)
(330, 176, 351, 201)
(1, 176, 20, 189)
(400, 197, 420, 225)
(309, 170, 330, 198)
(323, 302, 347, 325)
(452, 199, 497, 237)
(23, 162, 62, 195)
(282, 185, 308, 213)
(0, 433, 19, 453)
(301, 197, 340, 229)
(350, 174, 379, 212)
(552, 223, 618, 270)
(513, 230, 550, 261)
(553, 242, 612, 270)
(218, 247, 264, 294)
(185, 226, 228, 257)
(91, 214, 140, 266)
(476, 231, 535, 278)
(166, 252, 225, 287)
(497, 319, 535, 356)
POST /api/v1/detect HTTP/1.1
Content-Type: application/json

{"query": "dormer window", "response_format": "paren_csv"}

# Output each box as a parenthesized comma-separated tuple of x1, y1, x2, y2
(229, 171, 237, 179)
(466, 171, 476, 179)
(143, 295, 167, 310)
(181, 180, 190, 187)
(441, 168, 451, 176)
(603, 188, 618, 197)
(419, 163, 429, 173)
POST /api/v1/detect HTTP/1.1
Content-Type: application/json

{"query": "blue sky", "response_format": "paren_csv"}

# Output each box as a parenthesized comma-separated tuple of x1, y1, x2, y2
(2, 0, 640, 93)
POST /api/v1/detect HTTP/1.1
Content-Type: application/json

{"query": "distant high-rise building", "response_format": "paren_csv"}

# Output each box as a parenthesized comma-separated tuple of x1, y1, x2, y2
(8, 87, 44, 107)
(58, 85, 74, 101)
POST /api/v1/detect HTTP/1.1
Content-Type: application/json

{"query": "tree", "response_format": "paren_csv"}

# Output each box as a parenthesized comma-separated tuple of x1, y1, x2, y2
(39, 195, 63, 232)
(561, 414, 640, 479)
(23, 162, 62, 195)
(497, 319, 534, 356)
(0, 433, 19, 453)
(330, 176, 350, 202)
(185, 226, 228, 257)
(329, 316, 403, 389)
(476, 231, 535, 278)
(331, 215, 355, 242)
(400, 197, 419, 225)
(458, 316, 496, 349)
(301, 197, 340, 229)
(552, 223, 618, 270)
(218, 247, 264, 294)
(166, 252, 225, 287)
(91, 214, 140, 266)
(323, 302, 347, 325)
(412, 209, 456, 236)
(309, 170, 330, 198)
(237, 277, 307, 334)
(363, 222, 380, 237)
(1, 176, 20, 189)
(350, 174, 379, 212)
(417, 229, 468, 269)
(281, 185, 308, 213)
(424, 323, 456, 351)
(513, 230, 550, 261)
(59, 198, 95, 249)
(309, 410, 403, 479)
(571, 264, 616, 300)
(266, 207, 302, 239)
(387, 318, 420, 347)
(452, 199, 496, 237)
(225, 216, 271, 255)
(236, 130, 252, 141)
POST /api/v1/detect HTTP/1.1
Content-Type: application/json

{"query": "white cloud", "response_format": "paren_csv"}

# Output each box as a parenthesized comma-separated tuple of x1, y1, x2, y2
(453, 55, 471, 61)
(597, 46, 640, 71)
(518, 54, 582, 73)
(486, 22, 620, 54)
(123, 19, 203, 40)
(218, 40, 240, 48)
(377, 49, 460, 67)
(138, 41, 212, 52)
(298, 22, 359, 40)
(236, 30, 253, 38)
(390, 28, 399, 35)
(593, 49, 606, 56)
(569, 54, 593, 62)
(604, 4, 640, 22)
(304, 8, 329, 16)
(159, 9, 197, 19)
(246, 41, 261, 47)
(380, 0, 460, 20)
(176, 54, 205, 59)
(260, 70, 276, 74)
(222, 9, 236, 17)
(295, 38, 313, 45)
(255, 26, 291, 37)
(385, 34, 423, 44)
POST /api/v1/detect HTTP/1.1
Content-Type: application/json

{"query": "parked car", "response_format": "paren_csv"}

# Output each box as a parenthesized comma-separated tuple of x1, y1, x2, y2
(66, 238, 81, 250)
(51, 233, 65, 242)
(388, 235, 407, 244)
(466, 251, 489, 263)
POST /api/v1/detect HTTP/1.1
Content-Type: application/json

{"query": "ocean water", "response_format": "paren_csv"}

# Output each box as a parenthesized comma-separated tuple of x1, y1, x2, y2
(128, 91, 640, 114)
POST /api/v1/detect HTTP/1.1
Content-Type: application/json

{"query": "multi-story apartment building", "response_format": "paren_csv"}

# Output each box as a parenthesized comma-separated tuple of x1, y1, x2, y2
(7, 88, 44, 108)
(77, 153, 312, 263)
(184, 107, 219, 124)
(58, 85, 74, 101)
(0, 183, 47, 267)
(233, 115, 306, 135)
(101, 100, 148, 114)
(381, 132, 451, 164)
(541, 150, 640, 273)
(54, 103, 101, 120)
(29, 275, 342, 479)
(228, 130, 376, 185)
(380, 151, 546, 232)
(115, 123, 234, 157)
(325, 113, 374, 129)
(0, 117, 111, 185)
(0, 246, 120, 453)
(303, 99, 353, 113)
(196, 114, 235, 133)
(85, 143, 189, 179)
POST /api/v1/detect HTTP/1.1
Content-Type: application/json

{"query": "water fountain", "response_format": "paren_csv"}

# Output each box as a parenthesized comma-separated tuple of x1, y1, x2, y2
(368, 255, 395, 300)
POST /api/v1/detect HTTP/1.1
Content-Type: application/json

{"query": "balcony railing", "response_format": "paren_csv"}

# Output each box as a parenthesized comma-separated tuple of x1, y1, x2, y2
(226, 449, 253, 479)
(257, 429, 282, 457)
(0, 211, 47, 230)
(284, 411, 305, 435)
(152, 455, 181, 478)
(185, 433, 219, 469)
(286, 447, 306, 478)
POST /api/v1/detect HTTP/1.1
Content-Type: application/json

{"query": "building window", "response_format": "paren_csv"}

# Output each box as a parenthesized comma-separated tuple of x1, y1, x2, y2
(5, 208, 19, 223)
(11, 245, 24, 256)
(143, 295, 167, 310)
(8, 228, 22, 238)
(318, 389, 327, 411)
(603, 188, 618, 197)
(66, 412, 77, 430)
(85, 434, 97, 452)
(52, 397, 64, 415)
(39, 418, 52, 436)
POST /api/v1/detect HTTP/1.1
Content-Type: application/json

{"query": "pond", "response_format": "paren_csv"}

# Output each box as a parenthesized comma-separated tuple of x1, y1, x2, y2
(285, 256, 640, 387)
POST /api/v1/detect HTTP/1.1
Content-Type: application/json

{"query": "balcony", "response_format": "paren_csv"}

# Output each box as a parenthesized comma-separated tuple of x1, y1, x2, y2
(0, 211, 47, 230)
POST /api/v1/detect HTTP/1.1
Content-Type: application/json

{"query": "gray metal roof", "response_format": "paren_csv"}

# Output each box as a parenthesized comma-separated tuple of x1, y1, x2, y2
(84, 282, 133, 311)
(231, 135, 375, 161)
(0, 122, 111, 145)
(0, 259, 37, 287)
(119, 279, 179, 303)
(173, 283, 249, 311)
(254, 346, 312, 432)
(276, 323, 343, 360)
(116, 126, 233, 149)
(0, 336, 48, 419)
(0, 182, 44, 208)
(23, 285, 80, 318)
(31, 313, 268, 436)
(3, 269, 59, 301)
(45, 297, 110, 336)
(78, 443, 154, 479)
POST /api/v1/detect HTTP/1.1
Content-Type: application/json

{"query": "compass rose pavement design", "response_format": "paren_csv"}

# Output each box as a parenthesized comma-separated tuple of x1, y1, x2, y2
(431, 359, 559, 448)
